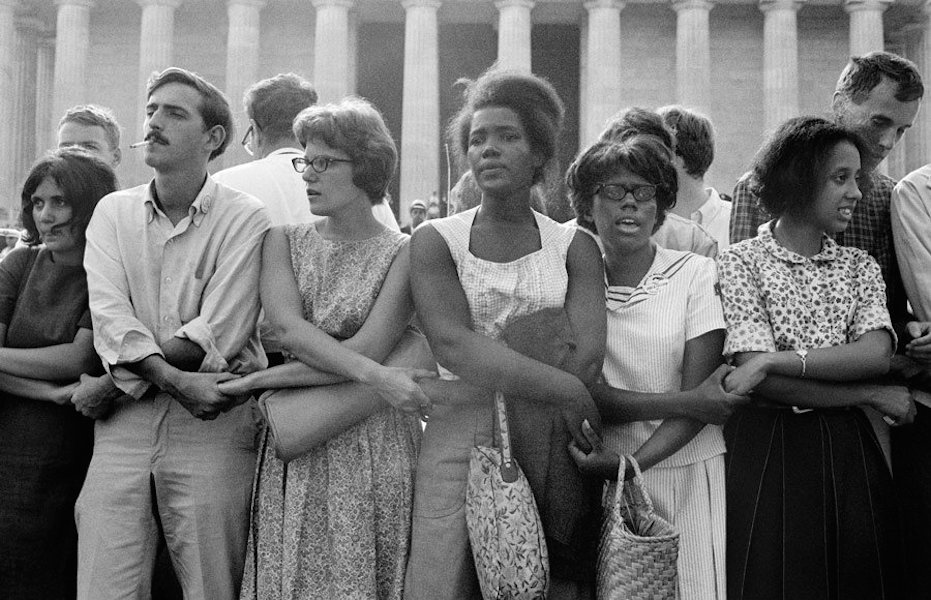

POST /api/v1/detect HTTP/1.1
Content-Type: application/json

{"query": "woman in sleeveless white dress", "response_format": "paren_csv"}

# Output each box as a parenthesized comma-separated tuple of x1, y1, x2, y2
(404, 70, 606, 600)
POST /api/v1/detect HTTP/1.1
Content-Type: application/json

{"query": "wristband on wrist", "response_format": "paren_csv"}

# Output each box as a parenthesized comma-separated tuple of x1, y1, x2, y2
(795, 349, 808, 378)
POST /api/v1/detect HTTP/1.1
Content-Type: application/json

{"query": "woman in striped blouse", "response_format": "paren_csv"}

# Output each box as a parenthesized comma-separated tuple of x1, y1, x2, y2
(567, 133, 746, 599)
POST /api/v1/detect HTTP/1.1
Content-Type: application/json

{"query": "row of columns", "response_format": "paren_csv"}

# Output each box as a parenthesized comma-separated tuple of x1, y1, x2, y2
(582, 0, 891, 142)
(0, 0, 912, 213)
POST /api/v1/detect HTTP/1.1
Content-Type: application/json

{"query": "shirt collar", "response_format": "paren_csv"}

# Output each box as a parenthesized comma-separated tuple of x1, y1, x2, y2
(268, 147, 303, 158)
(922, 167, 931, 191)
(759, 220, 840, 264)
(693, 188, 724, 224)
(144, 174, 215, 226)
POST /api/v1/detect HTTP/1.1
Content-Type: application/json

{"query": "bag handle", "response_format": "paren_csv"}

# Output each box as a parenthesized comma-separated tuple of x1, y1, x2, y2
(614, 454, 652, 512)
(493, 391, 520, 483)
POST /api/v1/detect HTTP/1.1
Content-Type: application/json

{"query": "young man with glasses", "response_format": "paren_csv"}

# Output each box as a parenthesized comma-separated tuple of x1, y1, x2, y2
(77, 67, 270, 600)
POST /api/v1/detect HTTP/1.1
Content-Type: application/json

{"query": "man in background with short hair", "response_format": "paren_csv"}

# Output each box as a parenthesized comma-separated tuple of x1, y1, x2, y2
(658, 105, 731, 251)
(57, 104, 122, 168)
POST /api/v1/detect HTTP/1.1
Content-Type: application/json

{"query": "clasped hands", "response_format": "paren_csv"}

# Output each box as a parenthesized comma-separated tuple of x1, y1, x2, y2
(568, 364, 748, 478)
(368, 365, 438, 421)
(169, 371, 252, 420)
(725, 348, 917, 427)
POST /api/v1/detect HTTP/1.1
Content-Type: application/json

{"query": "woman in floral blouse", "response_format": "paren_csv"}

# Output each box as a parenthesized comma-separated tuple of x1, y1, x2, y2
(718, 116, 914, 600)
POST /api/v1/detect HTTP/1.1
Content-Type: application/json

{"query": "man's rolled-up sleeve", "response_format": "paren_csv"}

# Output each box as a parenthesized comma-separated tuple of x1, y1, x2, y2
(84, 198, 163, 398)
(173, 204, 271, 373)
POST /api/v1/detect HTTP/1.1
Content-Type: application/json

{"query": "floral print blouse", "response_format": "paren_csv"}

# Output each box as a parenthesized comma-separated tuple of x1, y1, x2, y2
(717, 222, 895, 357)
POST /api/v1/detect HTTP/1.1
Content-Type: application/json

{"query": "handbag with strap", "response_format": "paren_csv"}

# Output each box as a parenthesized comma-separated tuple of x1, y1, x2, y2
(597, 455, 680, 600)
(465, 390, 549, 600)
(259, 328, 434, 462)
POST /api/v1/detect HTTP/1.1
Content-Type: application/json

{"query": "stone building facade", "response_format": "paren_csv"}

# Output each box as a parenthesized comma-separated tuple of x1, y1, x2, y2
(1, 0, 930, 223)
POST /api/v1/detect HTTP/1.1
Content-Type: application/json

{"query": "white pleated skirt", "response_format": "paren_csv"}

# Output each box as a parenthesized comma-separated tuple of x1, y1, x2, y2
(637, 455, 726, 600)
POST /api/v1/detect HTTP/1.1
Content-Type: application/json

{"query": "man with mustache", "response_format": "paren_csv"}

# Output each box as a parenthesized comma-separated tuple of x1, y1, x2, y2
(56, 103, 184, 600)
(75, 67, 270, 600)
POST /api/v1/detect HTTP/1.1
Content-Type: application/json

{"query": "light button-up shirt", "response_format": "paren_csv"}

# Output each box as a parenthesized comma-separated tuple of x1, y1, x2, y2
(85, 176, 271, 398)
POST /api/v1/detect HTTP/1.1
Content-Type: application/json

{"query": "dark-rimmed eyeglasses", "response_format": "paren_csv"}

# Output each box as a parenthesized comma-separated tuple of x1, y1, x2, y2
(594, 183, 657, 203)
(292, 156, 353, 174)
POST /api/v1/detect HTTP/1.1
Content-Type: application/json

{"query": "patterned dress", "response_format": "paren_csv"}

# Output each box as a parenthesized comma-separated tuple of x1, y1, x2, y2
(240, 224, 421, 600)
(717, 223, 904, 600)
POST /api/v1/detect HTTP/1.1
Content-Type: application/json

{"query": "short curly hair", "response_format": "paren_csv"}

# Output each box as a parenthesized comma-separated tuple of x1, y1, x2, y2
(448, 68, 565, 185)
(749, 115, 869, 219)
(293, 97, 398, 204)
(21, 148, 118, 247)
(567, 134, 678, 235)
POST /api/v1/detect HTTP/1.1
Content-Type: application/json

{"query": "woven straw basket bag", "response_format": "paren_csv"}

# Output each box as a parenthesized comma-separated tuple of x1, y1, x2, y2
(597, 455, 680, 600)
(466, 391, 549, 600)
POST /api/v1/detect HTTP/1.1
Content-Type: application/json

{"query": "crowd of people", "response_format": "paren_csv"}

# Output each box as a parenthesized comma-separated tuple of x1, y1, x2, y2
(0, 48, 930, 600)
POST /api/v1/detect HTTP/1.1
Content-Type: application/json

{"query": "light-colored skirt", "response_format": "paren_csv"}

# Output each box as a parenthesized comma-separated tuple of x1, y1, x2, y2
(636, 455, 727, 600)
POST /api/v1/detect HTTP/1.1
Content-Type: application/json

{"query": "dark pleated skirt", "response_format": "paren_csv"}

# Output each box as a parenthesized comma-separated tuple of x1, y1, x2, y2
(725, 405, 904, 600)
(0, 395, 93, 600)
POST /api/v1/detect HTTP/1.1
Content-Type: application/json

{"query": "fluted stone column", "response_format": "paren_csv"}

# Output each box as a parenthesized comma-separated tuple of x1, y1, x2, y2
(36, 33, 55, 152)
(495, 0, 534, 72)
(132, 0, 179, 182)
(583, 0, 623, 146)
(14, 17, 40, 192)
(224, 0, 265, 168)
(760, 0, 802, 132)
(137, 0, 179, 108)
(399, 0, 440, 223)
(579, 18, 588, 135)
(52, 0, 94, 146)
(312, 0, 353, 103)
(845, 0, 891, 56)
(348, 10, 358, 95)
(0, 0, 17, 215)
(673, 0, 712, 113)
